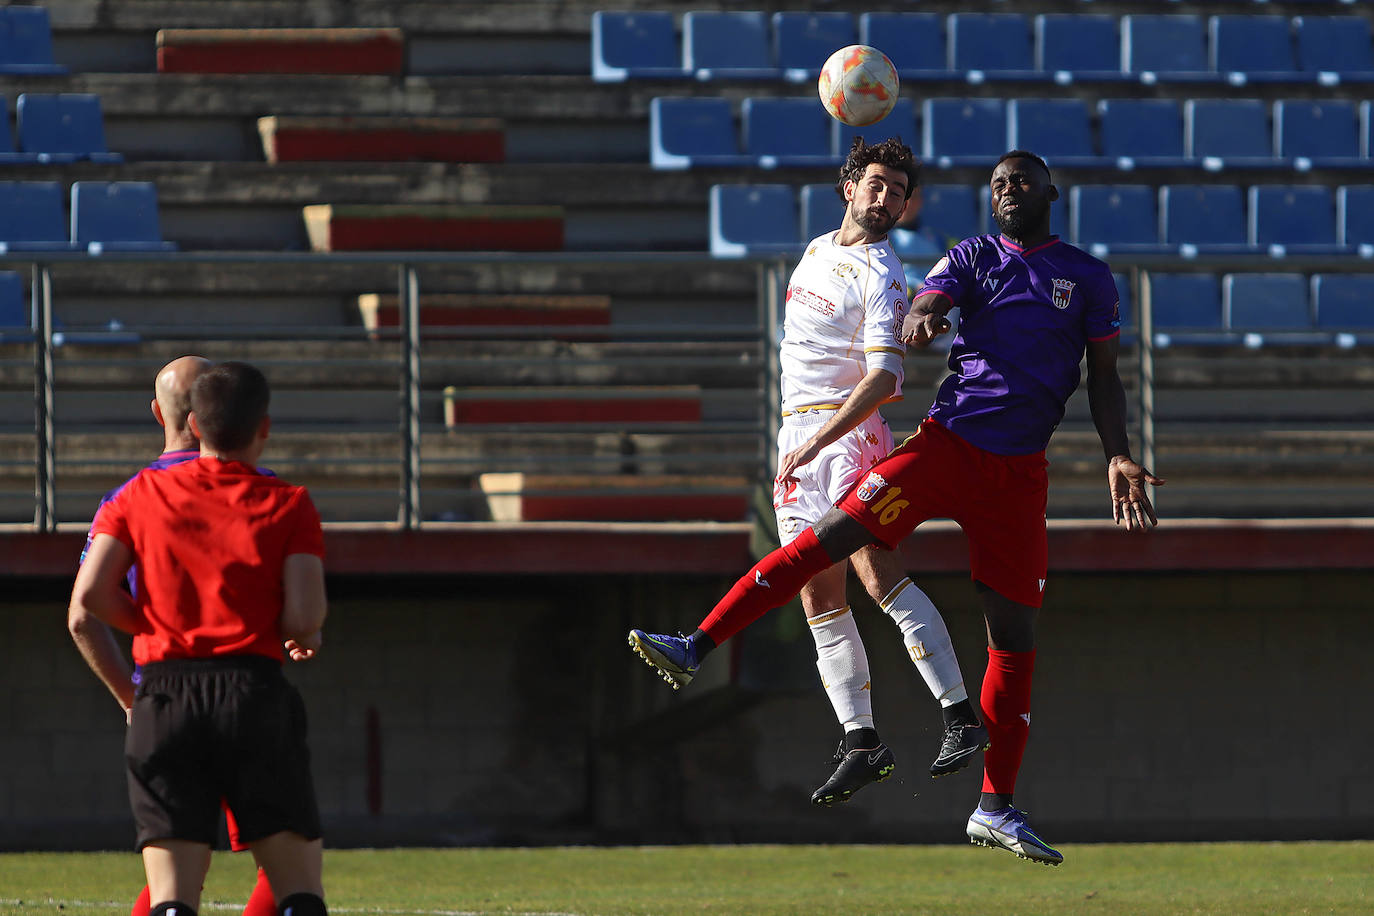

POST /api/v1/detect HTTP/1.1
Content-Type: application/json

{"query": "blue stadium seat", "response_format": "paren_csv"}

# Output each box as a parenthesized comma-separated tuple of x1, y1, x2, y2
(1098, 98, 1188, 168)
(1248, 185, 1339, 254)
(0, 6, 67, 75)
(800, 183, 840, 243)
(834, 98, 917, 160)
(708, 184, 798, 258)
(1121, 15, 1210, 79)
(859, 13, 944, 79)
(1208, 16, 1297, 80)
(70, 181, 177, 252)
(1006, 98, 1098, 167)
(920, 184, 981, 246)
(1184, 98, 1274, 168)
(1294, 16, 1374, 79)
(16, 94, 124, 163)
(1223, 274, 1311, 335)
(590, 11, 687, 83)
(947, 13, 1035, 77)
(1160, 185, 1248, 252)
(0, 272, 24, 333)
(648, 97, 747, 170)
(742, 98, 834, 168)
(1312, 274, 1374, 330)
(1034, 14, 1123, 81)
(1069, 185, 1160, 255)
(773, 12, 855, 83)
(1337, 185, 1374, 254)
(683, 11, 779, 81)
(0, 181, 73, 251)
(922, 98, 1006, 168)
(1145, 273, 1224, 344)
(0, 97, 37, 163)
(1275, 100, 1362, 167)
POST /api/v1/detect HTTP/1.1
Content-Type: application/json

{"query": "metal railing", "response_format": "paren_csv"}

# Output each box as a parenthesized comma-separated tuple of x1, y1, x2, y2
(5, 249, 1374, 529)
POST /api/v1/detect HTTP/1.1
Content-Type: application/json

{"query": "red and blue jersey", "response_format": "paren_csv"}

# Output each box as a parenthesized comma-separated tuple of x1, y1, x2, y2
(917, 234, 1120, 455)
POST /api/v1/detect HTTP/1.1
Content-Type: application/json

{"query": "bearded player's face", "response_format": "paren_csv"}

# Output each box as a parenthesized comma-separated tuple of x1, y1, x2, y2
(846, 164, 909, 238)
(990, 157, 1055, 242)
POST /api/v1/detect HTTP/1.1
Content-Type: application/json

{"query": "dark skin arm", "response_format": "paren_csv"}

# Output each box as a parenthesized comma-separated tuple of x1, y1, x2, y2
(1085, 335, 1166, 530)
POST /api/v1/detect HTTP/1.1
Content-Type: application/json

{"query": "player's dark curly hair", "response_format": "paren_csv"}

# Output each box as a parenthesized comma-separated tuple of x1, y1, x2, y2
(835, 136, 920, 200)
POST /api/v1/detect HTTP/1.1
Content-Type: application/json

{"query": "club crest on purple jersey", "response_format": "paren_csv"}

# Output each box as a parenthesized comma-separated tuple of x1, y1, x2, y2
(1051, 278, 1075, 310)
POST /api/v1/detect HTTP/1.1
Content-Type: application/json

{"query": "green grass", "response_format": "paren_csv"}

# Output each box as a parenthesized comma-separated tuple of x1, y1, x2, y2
(0, 842, 1369, 915)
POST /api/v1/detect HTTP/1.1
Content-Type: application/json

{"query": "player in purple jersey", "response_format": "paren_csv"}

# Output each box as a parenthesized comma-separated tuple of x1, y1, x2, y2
(69, 356, 279, 916)
(628, 152, 1163, 865)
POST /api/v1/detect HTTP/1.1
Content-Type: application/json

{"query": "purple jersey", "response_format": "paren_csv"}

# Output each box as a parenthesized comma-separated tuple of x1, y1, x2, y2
(917, 235, 1120, 455)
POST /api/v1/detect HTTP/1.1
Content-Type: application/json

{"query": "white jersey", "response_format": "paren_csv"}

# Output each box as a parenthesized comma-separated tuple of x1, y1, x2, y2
(780, 231, 908, 414)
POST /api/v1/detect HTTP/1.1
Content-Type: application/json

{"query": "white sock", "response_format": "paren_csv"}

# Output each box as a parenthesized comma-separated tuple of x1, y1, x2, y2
(879, 577, 968, 706)
(808, 606, 874, 731)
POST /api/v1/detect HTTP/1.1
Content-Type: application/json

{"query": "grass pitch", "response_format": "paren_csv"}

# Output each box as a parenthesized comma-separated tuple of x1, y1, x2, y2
(0, 842, 1369, 915)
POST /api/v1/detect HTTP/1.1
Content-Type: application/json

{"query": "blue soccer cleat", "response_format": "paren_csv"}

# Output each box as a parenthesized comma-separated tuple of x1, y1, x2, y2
(966, 805, 1064, 866)
(628, 629, 699, 690)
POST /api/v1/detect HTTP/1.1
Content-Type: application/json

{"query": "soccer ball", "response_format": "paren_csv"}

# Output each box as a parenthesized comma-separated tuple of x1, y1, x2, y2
(817, 45, 899, 128)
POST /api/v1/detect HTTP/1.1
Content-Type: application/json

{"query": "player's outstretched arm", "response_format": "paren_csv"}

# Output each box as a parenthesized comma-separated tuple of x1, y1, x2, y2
(776, 368, 896, 483)
(899, 291, 952, 348)
(1086, 337, 1165, 531)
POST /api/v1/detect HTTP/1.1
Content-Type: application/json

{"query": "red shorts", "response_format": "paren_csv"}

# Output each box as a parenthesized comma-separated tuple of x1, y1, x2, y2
(836, 418, 1049, 608)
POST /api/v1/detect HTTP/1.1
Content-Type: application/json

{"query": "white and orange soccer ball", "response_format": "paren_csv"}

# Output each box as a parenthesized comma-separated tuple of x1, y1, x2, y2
(817, 44, 899, 127)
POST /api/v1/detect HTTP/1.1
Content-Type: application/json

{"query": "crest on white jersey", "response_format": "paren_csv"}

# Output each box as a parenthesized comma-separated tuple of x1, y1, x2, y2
(1051, 278, 1075, 310)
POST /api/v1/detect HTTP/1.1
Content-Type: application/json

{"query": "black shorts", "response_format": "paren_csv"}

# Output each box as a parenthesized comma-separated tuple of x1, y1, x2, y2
(125, 655, 322, 851)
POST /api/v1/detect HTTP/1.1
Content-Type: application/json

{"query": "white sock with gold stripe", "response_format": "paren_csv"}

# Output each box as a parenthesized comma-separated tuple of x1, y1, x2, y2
(808, 606, 874, 731)
(880, 577, 968, 707)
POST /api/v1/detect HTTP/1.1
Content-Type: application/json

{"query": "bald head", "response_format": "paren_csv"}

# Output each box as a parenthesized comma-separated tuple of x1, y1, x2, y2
(153, 355, 212, 449)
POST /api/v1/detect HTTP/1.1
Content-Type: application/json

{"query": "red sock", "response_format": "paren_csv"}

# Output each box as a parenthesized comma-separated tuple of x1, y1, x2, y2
(699, 527, 831, 645)
(980, 647, 1036, 797)
(241, 868, 276, 916)
(131, 886, 151, 916)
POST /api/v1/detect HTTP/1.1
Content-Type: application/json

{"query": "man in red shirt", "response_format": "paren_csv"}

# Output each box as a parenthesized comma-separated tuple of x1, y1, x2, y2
(68, 355, 279, 916)
(70, 361, 329, 916)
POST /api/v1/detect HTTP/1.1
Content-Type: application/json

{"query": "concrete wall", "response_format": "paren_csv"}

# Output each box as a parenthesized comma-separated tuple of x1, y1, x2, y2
(2, 568, 1370, 850)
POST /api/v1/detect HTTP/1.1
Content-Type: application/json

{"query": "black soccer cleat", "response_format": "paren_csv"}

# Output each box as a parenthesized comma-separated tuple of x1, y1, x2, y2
(930, 722, 990, 778)
(810, 740, 896, 806)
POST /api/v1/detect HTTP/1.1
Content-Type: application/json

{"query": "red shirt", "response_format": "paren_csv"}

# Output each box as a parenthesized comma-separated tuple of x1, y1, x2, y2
(91, 456, 325, 664)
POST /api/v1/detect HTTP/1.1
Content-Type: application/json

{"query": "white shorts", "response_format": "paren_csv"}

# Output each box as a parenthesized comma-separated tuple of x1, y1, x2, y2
(772, 409, 894, 546)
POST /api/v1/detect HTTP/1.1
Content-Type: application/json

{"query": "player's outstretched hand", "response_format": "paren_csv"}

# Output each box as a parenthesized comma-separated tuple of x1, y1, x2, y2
(776, 439, 822, 486)
(286, 630, 322, 661)
(899, 310, 952, 348)
(1107, 455, 1165, 531)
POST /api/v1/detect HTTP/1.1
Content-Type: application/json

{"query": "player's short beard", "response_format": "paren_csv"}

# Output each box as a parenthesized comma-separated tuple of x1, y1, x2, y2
(852, 203, 899, 236)
(993, 197, 1049, 241)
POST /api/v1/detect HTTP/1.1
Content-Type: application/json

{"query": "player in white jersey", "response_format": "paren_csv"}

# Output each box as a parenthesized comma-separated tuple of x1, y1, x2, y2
(772, 137, 989, 805)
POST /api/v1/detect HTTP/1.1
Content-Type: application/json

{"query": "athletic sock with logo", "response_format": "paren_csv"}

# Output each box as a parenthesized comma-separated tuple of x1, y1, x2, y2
(241, 869, 276, 916)
(879, 576, 969, 709)
(980, 647, 1036, 798)
(699, 527, 831, 645)
(808, 606, 874, 733)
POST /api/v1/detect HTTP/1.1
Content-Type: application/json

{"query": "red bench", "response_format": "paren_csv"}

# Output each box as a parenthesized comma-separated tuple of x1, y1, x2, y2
(479, 473, 751, 522)
(357, 293, 610, 333)
(258, 116, 505, 163)
(157, 28, 405, 75)
(444, 386, 701, 426)
(304, 204, 564, 252)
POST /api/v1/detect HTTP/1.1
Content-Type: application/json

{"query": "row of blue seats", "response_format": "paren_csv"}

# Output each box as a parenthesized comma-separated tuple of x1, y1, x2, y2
(0, 6, 65, 76)
(709, 183, 1374, 259)
(1109, 271, 1374, 347)
(0, 94, 122, 163)
(0, 181, 175, 253)
(594, 11, 1374, 85)
(651, 96, 1374, 172)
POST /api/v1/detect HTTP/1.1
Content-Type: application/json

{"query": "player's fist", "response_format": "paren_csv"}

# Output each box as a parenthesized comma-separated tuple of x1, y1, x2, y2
(900, 310, 952, 347)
